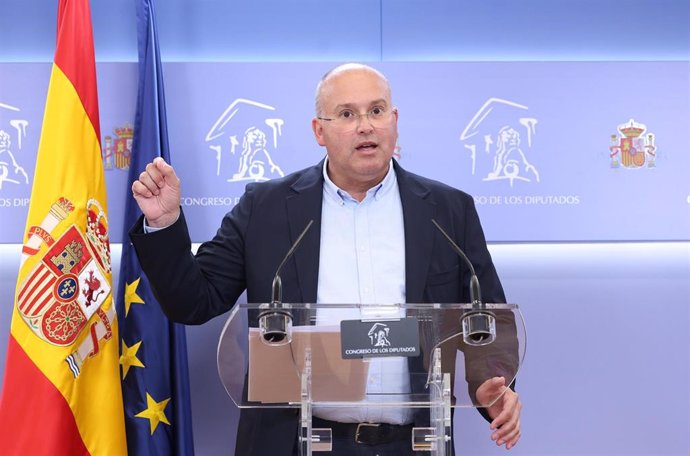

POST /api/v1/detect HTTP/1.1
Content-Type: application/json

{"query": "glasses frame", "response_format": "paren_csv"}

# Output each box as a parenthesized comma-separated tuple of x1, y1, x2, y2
(317, 107, 397, 129)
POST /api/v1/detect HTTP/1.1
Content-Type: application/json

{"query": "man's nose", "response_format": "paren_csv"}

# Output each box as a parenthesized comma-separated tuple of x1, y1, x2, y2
(355, 114, 375, 133)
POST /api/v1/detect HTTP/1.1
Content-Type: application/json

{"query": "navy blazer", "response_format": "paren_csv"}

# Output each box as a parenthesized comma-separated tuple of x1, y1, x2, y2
(130, 159, 507, 455)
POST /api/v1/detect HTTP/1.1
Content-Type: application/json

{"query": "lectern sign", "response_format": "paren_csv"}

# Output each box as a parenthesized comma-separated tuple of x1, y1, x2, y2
(340, 318, 420, 359)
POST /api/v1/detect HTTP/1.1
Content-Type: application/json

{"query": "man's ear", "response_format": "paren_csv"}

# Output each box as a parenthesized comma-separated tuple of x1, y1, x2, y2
(312, 118, 326, 146)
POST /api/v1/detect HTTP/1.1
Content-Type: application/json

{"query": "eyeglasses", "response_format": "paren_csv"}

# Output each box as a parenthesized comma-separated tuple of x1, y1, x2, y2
(317, 106, 396, 130)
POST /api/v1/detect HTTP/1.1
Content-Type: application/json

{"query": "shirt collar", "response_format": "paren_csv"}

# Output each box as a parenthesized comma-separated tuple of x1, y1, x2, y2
(322, 157, 396, 205)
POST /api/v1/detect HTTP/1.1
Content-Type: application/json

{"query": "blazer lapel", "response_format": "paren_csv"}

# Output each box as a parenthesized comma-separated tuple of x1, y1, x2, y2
(394, 161, 435, 303)
(286, 161, 324, 306)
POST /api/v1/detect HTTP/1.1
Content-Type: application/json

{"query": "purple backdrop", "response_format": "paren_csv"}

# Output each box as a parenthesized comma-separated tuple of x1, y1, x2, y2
(1, 62, 688, 243)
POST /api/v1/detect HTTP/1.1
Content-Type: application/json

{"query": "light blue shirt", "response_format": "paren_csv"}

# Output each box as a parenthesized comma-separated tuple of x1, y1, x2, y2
(314, 158, 412, 425)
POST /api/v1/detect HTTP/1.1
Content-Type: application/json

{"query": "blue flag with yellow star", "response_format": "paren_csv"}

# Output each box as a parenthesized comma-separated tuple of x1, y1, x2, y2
(116, 0, 195, 454)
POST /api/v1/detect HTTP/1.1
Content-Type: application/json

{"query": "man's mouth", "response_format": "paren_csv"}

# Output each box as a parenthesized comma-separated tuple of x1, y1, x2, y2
(356, 142, 378, 151)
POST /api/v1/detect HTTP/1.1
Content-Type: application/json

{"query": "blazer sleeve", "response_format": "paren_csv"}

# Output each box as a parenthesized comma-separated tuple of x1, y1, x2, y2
(129, 187, 255, 324)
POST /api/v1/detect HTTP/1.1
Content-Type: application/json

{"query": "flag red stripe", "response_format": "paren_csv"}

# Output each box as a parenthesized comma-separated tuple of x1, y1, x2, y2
(54, 0, 101, 142)
(0, 336, 89, 456)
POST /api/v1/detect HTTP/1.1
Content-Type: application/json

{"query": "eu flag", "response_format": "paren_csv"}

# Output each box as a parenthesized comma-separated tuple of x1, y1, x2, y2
(116, 0, 195, 454)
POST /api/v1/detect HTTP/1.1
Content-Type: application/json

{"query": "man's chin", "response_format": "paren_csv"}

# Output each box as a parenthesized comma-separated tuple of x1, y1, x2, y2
(352, 161, 391, 181)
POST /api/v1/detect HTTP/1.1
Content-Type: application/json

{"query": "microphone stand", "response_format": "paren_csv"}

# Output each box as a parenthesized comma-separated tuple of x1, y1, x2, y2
(431, 219, 496, 347)
(258, 220, 314, 345)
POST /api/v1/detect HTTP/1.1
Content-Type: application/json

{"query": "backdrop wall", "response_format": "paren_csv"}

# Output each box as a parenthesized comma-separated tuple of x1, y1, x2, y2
(1, 1, 689, 455)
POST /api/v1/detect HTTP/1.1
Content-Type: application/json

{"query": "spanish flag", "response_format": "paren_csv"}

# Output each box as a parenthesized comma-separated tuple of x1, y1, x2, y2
(0, 1, 127, 454)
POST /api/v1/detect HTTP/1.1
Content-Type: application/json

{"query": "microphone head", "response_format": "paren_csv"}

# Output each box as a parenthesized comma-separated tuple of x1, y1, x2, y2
(258, 309, 293, 346)
(461, 309, 496, 346)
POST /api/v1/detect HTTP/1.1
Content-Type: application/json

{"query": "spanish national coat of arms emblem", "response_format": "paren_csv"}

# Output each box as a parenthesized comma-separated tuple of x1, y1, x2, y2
(609, 119, 656, 168)
(17, 197, 115, 377)
(102, 123, 133, 171)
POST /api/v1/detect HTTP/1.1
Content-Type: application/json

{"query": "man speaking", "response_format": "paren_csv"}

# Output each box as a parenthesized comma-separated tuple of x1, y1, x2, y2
(130, 63, 522, 455)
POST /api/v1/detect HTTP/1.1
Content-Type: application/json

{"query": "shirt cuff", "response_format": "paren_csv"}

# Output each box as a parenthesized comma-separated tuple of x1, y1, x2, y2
(142, 214, 179, 233)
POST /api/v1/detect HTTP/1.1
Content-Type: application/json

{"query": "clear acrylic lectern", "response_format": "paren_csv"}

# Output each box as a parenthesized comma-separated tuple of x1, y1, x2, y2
(217, 303, 525, 455)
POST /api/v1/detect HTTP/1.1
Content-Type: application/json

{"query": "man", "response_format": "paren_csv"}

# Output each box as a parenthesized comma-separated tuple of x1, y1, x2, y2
(130, 63, 521, 455)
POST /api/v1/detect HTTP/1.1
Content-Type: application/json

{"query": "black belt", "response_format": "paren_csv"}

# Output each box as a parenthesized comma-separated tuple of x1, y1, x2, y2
(312, 417, 413, 446)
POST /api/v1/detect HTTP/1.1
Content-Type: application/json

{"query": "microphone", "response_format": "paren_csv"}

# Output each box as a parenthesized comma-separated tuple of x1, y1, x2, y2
(431, 219, 496, 346)
(258, 219, 314, 346)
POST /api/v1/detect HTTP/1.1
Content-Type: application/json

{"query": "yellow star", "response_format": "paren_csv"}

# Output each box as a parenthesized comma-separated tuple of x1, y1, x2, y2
(135, 393, 171, 435)
(125, 277, 145, 316)
(120, 340, 145, 379)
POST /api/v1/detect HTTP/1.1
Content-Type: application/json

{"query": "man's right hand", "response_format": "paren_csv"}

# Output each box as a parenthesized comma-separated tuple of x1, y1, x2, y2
(131, 157, 181, 228)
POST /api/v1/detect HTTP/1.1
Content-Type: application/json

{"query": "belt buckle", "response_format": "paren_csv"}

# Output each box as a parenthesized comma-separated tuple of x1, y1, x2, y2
(355, 423, 380, 444)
